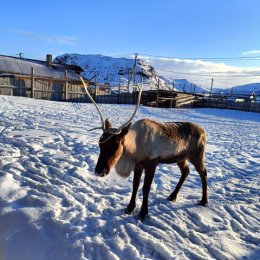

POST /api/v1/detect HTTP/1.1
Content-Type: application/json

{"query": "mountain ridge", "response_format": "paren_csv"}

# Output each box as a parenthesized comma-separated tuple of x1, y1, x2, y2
(54, 53, 206, 92)
(55, 53, 259, 94)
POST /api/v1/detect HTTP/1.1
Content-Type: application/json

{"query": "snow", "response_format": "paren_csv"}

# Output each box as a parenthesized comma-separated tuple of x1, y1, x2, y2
(0, 95, 259, 260)
(219, 83, 260, 95)
(55, 54, 204, 92)
(54, 54, 161, 90)
(172, 79, 208, 93)
(54, 53, 260, 95)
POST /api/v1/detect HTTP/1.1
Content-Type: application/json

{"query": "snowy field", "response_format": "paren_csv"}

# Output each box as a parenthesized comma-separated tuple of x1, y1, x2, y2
(0, 95, 259, 260)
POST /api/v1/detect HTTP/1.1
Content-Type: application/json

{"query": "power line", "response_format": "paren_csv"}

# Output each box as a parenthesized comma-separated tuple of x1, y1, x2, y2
(154, 67, 260, 78)
(190, 78, 212, 82)
(104, 53, 260, 87)
(137, 53, 260, 61)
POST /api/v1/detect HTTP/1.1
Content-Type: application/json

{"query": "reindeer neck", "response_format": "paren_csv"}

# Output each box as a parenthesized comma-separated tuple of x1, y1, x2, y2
(122, 130, 136, 157)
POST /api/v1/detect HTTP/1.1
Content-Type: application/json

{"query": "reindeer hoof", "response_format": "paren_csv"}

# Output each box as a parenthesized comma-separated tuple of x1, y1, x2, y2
(167, 195, 177, 202)
(198, 199, 208, 207)
(138, 211, 148, 221)
(125, 207, 134, 215)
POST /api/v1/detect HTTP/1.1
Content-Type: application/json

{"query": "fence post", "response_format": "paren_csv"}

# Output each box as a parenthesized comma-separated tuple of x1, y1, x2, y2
(156, 78, 160, 107)
(64, 70, 68, 101)
(127, 69, 132, 92)
(170, 81, 174, 108)
(118, 84, 121, 104)
(94, 76, 97, 102)
(210, 78, 214, 96)
(133, 53, 138, 85)
(31, 67, 34, 99)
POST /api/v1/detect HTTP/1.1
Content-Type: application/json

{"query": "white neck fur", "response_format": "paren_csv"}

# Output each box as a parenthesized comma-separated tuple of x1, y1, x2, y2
(114, 130, 136, 178)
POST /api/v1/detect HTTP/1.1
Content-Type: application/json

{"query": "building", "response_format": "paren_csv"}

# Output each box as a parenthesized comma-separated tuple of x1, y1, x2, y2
(0, 54, 87, 101)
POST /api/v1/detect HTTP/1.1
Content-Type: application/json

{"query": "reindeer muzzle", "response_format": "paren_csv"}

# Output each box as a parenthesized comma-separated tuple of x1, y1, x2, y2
(95, 168, 109, 177)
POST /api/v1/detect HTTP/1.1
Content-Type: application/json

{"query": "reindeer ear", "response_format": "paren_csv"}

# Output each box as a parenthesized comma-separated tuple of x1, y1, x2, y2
(105, 118, 112, 129)
(118, 122, 132, 137)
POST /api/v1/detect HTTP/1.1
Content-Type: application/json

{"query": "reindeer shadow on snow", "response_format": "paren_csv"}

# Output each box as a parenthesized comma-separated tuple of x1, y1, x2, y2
(80, 77, 208, 220)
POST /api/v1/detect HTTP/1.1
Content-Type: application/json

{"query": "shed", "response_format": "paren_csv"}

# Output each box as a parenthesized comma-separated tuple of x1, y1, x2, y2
(141, 89, 198, 108)
(0, 54, 87, 101)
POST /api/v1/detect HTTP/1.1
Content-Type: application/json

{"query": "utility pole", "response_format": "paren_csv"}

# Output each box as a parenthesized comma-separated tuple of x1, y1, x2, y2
(127, 69, 132, 92)
(17, 52, 24, 59)
(133, 53, 138, 85)
(94, 75, 97, 101)
(210, 78, 214, 96)
(30, 67, 34, 99)
(65, 70, 68, 101)
(170, 81, 175, 108)
(156, 78, 160, 107)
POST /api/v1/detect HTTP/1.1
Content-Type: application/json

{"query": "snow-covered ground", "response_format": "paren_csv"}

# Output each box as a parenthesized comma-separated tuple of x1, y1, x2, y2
(0, 95, 259, 260)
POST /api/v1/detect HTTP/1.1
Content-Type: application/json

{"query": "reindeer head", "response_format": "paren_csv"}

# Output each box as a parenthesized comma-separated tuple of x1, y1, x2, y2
(95, 119, 132, 176)
(79, 76, 142, 177)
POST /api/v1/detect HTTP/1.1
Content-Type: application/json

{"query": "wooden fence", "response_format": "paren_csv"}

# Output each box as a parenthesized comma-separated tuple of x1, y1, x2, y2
(0, 78, 259, 112)
(194, 94, 260, 112)
(140, 90, 197, 108)
(0, 76, 140, 104)
(140, 90, 260, 112)
(0, 76, 78, 101)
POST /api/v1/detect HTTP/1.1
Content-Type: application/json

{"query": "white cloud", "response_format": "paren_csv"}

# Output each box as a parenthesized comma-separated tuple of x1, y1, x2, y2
(241, 50, 260, 56)
(144, 56, 260, 89)
(14, 29, 78, 45)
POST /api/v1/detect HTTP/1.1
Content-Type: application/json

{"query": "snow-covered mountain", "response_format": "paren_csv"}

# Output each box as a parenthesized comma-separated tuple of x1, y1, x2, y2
(172, 79, 208, 93)
(54, 54, 204, 92)
(55, 54, 162, 90)
(55, 54, 259, 95)
(214, 83, 260, 95)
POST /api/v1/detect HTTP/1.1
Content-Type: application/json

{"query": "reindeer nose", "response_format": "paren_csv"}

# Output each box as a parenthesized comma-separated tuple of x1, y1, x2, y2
(95, 168, 109, 177)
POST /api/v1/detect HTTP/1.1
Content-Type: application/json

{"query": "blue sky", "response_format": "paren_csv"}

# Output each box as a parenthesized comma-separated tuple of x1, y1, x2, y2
(1, 0, 260, 87)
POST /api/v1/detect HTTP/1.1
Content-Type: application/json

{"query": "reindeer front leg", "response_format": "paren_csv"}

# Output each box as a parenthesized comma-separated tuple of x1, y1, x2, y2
(139, 162, 157, 220)
(125, 165, 143, 214)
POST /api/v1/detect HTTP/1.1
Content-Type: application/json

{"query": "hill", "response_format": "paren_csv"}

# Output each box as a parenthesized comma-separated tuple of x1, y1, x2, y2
(54, 54, 204, 92)
(55, 54, 163, 91)
(213, 83, 260, 98)
(222, 83, 260, 95)
(55, 54, 259, 95)
(173, 79, 208, 93)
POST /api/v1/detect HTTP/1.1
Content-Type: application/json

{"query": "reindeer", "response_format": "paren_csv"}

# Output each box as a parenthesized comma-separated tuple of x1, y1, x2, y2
(80, 77, 208, 220)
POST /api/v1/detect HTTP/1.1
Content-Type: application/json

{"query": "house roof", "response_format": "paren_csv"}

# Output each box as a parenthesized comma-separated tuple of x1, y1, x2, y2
(0, 55, 83, 81)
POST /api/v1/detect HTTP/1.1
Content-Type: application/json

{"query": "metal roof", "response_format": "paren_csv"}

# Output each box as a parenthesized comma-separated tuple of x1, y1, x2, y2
(0, 55, 81, 81)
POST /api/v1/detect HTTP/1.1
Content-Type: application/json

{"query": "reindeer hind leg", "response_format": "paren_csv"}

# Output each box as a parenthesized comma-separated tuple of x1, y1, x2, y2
(168, 160, 190, 202)
(190, 151, 208, 207)
(197, 166, 208, 206)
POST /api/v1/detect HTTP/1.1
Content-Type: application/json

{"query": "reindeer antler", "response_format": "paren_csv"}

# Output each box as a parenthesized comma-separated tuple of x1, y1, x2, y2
(79, 76, 106, 132)
(116, 82, 142, 133)
(80, 75, 142, 134)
